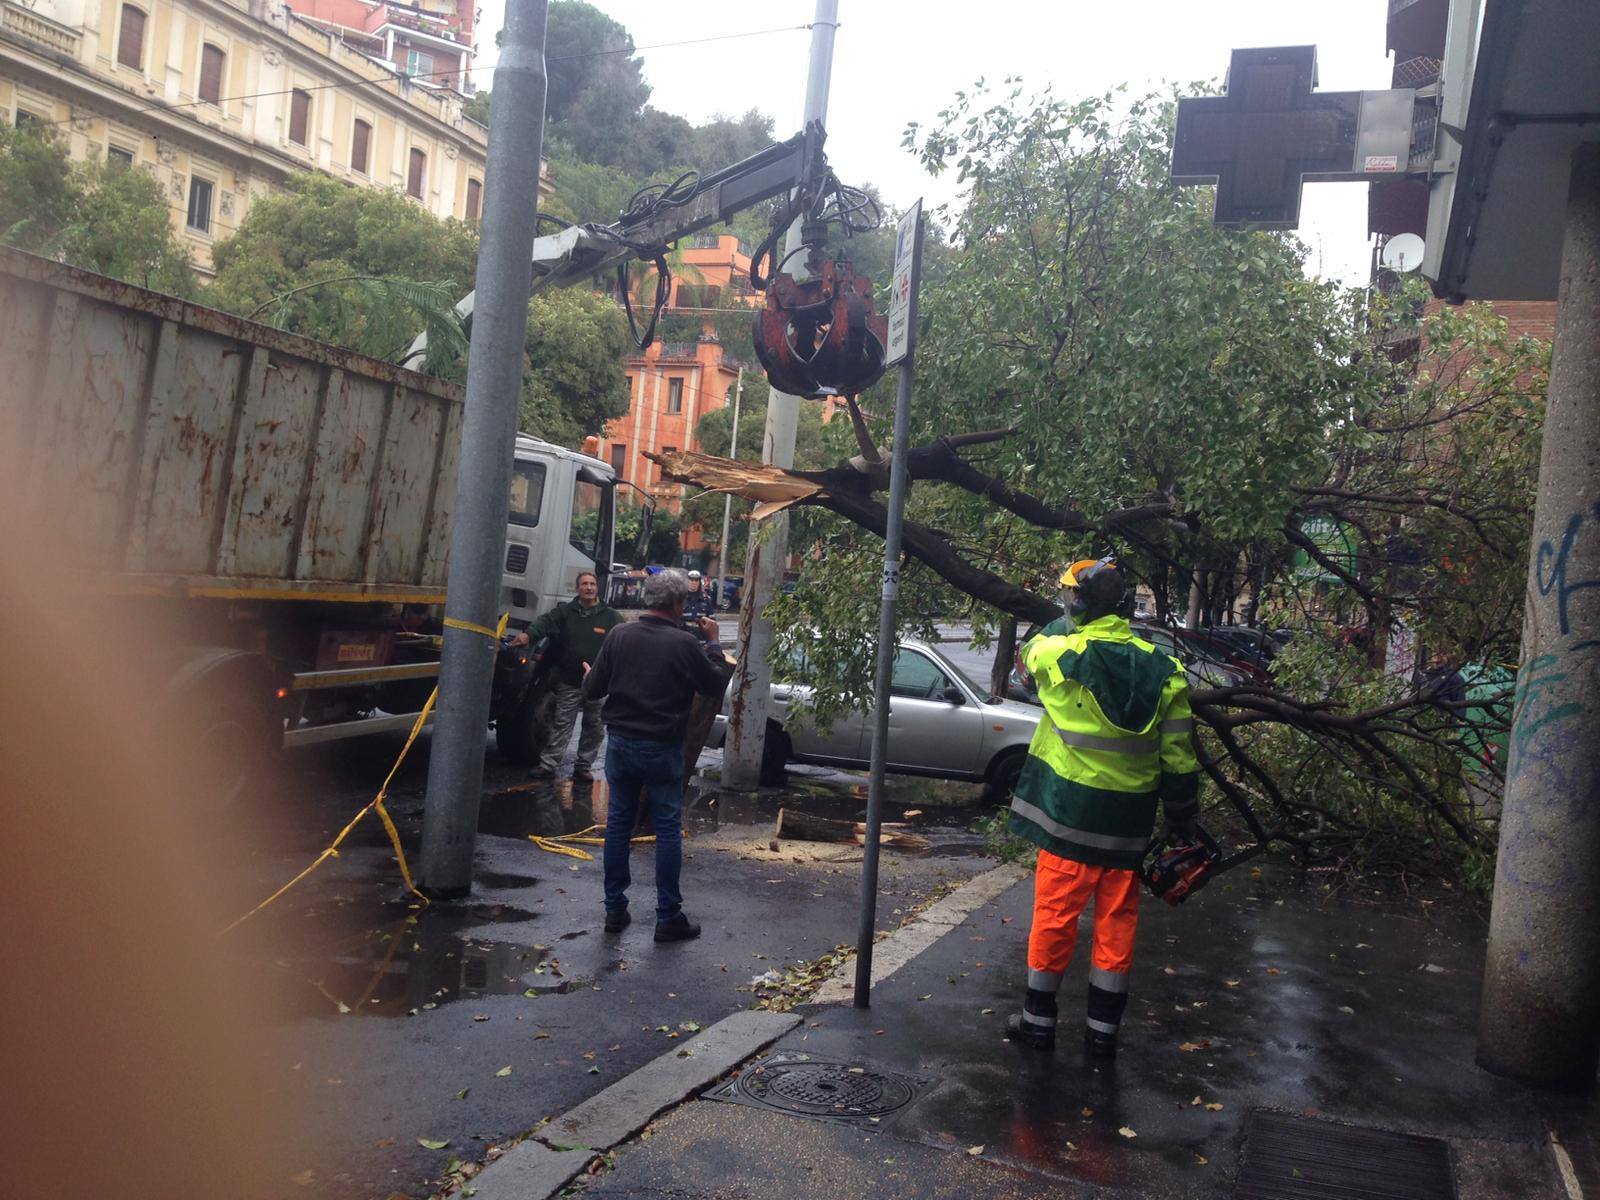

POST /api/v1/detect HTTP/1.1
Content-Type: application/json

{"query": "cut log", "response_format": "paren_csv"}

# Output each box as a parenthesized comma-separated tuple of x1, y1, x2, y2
(774, 808, 930, 852)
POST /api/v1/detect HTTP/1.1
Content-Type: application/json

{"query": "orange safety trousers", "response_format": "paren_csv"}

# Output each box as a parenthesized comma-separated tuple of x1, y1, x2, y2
(1027, 849, 1140, 988)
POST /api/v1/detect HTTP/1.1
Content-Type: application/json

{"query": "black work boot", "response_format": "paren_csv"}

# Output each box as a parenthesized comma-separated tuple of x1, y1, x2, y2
(1006, 1013, 1057, 1051)
(654, 912, 701, 943)
(1084, 1026, 1119, 1059)
(603, 908, 630, 933)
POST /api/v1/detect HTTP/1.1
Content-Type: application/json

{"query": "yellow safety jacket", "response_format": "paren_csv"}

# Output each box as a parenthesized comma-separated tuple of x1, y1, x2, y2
(1008, 614, 1200, 870)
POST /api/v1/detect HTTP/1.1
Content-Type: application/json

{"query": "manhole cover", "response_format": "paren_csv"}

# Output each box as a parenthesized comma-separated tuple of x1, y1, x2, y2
(1235, 1109, 1456, 1199)
(704, 1054, 933, 1127)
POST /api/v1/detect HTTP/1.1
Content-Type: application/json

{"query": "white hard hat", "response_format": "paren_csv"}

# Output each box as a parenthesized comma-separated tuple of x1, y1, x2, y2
(688, 569, 702, 579)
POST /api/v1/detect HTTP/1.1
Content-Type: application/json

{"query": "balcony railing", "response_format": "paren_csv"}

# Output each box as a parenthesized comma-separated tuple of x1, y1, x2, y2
(657, 341, 699, 360)
(2, 1, 80, 56)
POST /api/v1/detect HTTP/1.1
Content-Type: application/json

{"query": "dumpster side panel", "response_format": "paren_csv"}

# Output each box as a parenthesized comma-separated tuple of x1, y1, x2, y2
(296, 370, 391, 583)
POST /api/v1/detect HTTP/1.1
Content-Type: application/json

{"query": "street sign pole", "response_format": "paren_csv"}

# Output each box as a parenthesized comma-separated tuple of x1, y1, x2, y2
(855, 202, 923, 1008)
(713, 367, 744, 611)
(418, 0, 549, 897)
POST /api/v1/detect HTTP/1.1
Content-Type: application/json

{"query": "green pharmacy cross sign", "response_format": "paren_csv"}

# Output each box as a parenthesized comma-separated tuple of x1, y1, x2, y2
(1172, 45, 1417, 229)
(1292, 516, 1358, 584)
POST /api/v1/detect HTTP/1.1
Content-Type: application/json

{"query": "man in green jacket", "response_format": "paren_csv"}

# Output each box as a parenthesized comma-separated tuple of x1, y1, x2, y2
(517, 570, 622, 781)
(1006, 559, 1200, 1058)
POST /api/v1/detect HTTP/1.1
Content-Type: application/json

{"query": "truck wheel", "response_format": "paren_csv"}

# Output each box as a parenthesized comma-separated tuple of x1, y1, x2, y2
(497, 680, 553, 765)
(177, 673, 277, 813)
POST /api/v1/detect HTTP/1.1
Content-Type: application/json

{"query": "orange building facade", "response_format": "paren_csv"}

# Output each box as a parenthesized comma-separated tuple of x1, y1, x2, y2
(599, 233, 760, 567)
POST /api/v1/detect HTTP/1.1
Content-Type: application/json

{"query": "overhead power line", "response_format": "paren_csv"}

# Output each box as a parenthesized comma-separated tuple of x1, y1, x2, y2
(30, 23, 812, 130)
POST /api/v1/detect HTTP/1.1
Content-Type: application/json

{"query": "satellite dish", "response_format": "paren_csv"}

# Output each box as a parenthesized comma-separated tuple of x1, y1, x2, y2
(1381, 233, 1425, 273)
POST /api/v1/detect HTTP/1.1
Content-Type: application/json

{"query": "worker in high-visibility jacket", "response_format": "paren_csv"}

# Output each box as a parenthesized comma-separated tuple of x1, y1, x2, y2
(1006, 559, 1200, 1058)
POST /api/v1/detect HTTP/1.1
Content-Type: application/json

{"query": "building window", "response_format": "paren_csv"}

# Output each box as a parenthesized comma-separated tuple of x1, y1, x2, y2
(199, 44, 225, 105)
(667, 378, 684, 413)
(117, 5, 145, 70)
(407, 147, 425, 199)
(14, 109, 42, 128)
(350, 118, 370, 174)
(609, 443, 625, 476)
(405, 49, 434, 78)
(107, 145, 135, 168)
(288, 89, 310, 146)
(186, 177, 213, 234)
(465, 177, 482, 221)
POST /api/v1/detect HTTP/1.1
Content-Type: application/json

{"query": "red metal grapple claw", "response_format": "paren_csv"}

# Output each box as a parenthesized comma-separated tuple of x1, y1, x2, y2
(752, 260, 888, 399)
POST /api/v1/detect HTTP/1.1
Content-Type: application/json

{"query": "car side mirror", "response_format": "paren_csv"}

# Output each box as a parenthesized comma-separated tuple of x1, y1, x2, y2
(942, 687, 966, 706)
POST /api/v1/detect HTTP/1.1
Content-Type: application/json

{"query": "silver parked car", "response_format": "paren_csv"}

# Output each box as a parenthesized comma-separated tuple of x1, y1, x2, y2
(710, 639, 1042, 797)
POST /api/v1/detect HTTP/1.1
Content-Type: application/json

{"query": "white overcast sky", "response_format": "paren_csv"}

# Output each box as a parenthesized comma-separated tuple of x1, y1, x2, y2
(477, 0, 1394, 287)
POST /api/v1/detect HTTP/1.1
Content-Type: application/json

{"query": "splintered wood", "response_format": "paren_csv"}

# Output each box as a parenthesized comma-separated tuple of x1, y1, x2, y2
(647, 449, 824, 520)
(774, 807, 930, 852)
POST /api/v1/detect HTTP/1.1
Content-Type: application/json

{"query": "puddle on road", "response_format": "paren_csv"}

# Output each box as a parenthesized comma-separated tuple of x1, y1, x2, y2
(478, 774, 990, 857)
(267, 901, 572, 1021)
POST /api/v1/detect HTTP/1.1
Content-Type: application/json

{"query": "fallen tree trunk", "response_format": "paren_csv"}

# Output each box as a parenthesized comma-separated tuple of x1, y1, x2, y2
(775, 808, 930, 852)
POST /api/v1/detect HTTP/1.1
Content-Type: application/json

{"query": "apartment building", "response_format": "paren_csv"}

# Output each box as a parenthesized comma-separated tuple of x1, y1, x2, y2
(0, 0, 493, 271)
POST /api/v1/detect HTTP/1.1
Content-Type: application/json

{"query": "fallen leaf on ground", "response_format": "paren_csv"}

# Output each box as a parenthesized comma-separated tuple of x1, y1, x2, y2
(903, 809, 923, 817)
(1338, 1005, 1355, 1015)
(1195, 1154, 1210, 1165)
(1191, 1095, 1203, 1106)
(1163, 965, 1176, 975)
(1355, 942, 1372, 949)
(455, 1087, 469, 1100)
(582, 1051, 596, 1061)
(289, 1170, 316, 1186)
(1265, 967, 1282, 976)
(1224, 979, 1240, 987)
(1179, 1042, 1204, 1052)
(918, 994, 932, 1001)
(608, 1044, 622, 1052)
(587, 1066, 601, 1074)
(1118, 1126, 1138, 1139)
(473, 1014, 489, 1022)
(1205, 1102, 1224, 1111)
(495, 1066, 512, 1077)
(417, 1138, 450, 1150)
(534, 1032, 551, 1040)
(681, 1021, 702, 1032)
(967, 1144, 985, 1156)
(981, 1007, 994, 1015)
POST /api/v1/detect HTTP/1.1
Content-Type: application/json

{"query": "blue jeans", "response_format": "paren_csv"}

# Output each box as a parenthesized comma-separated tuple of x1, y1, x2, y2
(603, 734, 685, 921)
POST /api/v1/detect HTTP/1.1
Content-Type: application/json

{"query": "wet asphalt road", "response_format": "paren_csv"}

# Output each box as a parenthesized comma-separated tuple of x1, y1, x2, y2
(218, 725, 992, 1199)
(580, 865, 1585, 1200)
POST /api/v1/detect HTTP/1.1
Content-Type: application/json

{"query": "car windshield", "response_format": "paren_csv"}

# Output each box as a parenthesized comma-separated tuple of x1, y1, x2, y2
(919, 643, 984, 696)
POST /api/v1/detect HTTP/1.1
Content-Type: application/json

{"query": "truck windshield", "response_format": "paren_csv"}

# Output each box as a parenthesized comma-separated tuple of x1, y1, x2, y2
(508, 460, 547, 527)
(568, 476, 613, 567)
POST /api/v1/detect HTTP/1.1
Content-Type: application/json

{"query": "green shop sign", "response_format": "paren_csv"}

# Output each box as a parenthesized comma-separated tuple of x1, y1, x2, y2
(1292, 516, 1357, 583)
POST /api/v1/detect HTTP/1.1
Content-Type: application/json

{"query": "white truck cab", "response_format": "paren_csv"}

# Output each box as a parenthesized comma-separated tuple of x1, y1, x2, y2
(501, 435, 626, 627)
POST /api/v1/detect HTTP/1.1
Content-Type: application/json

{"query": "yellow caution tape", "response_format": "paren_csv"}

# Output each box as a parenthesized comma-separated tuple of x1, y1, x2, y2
(527, 823, 656, 860)
(219, 616, 508, 936)
(444, 615, 504, 640)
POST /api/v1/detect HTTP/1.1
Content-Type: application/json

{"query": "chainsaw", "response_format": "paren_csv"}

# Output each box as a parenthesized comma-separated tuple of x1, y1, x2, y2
(1140, 824, 1265, 905)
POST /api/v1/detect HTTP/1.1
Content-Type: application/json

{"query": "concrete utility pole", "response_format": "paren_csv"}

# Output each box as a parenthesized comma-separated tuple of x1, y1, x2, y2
(1478, 144, 1600, 1090)
(418, 0, 548, 898)
(724, 0, 840, 789)
(712, 366, 743, 610)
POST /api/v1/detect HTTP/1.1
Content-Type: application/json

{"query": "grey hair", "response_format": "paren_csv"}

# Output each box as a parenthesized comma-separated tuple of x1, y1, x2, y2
(642, 568, 691, 610)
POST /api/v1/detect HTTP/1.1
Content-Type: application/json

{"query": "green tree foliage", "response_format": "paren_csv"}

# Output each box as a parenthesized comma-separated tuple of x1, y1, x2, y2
(520, 286, 632, 444)
(206, 172, 629, 441)
(662, 82, 1547, 881)
(0, 122, 195, 295)
(545, 0, 653, 166)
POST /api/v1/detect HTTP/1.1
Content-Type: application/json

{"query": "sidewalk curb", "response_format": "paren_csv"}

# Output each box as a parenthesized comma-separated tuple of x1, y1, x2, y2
(464, 1009, 800, 1200)
(809, 862, 1029, 1005)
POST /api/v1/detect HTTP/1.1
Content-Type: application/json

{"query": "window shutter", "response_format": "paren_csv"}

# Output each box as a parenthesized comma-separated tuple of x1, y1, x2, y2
(199, 44, 224, 104)
(289, 89, 310, 145)
(117, 6, 145, 69)
(407, 148, 425, 198)
(465, 177, 481, 221)
(351, 119, 370, 174)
